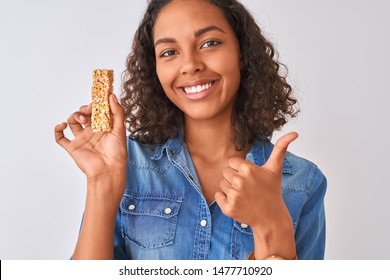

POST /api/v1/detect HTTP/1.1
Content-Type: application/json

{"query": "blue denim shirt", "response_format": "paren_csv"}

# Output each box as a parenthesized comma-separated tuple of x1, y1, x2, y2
(113, 136, 326, 260)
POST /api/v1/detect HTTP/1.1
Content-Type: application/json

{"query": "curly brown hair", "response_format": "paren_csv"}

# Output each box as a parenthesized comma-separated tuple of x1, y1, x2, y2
(121, 0, 299, 150)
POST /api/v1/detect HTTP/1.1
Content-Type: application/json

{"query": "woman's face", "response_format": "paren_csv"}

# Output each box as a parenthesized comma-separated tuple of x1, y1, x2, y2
(153, 0, 241, 123)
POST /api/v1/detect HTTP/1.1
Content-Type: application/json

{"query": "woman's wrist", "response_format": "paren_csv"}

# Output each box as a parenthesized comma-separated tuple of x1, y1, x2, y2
(248, 251, 298, 260)
(86, 171, 126, 210)
(251, 213, 296, 260)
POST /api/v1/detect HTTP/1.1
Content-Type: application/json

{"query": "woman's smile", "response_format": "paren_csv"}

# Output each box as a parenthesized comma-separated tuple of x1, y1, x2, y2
(176, 79, 219, 101)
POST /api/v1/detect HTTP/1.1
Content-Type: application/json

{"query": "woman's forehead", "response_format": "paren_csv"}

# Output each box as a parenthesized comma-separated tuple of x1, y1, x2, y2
(153, 0, 230, 38)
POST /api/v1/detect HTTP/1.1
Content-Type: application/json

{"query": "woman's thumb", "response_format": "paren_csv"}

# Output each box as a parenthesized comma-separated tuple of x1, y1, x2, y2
(109, 94, 126, 137)
(263, 132, 299, 173)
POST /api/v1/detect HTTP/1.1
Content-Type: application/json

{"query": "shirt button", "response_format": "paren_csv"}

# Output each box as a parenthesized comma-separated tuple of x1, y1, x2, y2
(164, 208, 172, 214)
(128, 204, 136, 210)
(240, 223, 248, 229)
(169, 150, 175, 155)
(200, 220, 207, 227)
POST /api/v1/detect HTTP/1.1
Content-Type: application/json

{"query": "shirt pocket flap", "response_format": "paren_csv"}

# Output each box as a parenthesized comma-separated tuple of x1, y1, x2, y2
(120, 193, 183, 250)
(232, 220, 253, 234)
(121, 193, 182, 219)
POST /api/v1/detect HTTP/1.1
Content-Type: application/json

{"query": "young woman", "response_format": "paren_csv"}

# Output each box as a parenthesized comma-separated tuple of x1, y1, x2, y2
(55, 0, 326, 260)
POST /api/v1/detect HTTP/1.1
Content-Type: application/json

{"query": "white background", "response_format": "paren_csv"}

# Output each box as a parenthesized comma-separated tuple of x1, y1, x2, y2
(0, 0, 389, 259)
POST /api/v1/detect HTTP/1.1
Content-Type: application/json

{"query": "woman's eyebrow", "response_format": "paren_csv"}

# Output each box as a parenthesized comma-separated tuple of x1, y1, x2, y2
(154, 37, 176, 47)
(154, 26, 225, 47)
(194, 25, 225, 37)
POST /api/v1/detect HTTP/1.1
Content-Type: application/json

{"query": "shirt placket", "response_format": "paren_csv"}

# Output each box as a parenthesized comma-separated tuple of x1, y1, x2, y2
(168, 148, 212, 260)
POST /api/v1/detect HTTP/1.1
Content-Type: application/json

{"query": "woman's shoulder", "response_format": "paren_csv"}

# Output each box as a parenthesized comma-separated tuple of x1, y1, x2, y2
(283, 149, 327, 196)
(284, 150, 322, 174)
(126, 137, 163, 162)
(126, 136, 184, 162)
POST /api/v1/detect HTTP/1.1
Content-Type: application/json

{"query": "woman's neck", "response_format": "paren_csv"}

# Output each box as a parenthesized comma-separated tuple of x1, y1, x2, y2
(184, 117, 245, 160)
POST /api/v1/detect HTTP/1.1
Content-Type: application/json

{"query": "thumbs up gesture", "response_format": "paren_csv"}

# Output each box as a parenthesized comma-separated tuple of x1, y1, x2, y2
(215, 132, 299, 259)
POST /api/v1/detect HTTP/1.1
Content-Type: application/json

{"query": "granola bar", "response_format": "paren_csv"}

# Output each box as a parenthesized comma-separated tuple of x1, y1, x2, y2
(91, 69, 114, 132)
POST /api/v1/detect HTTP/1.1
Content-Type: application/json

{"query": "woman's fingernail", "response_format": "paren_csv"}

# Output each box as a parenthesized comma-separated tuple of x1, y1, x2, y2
(79, 115, 86, 123)
(112, 93, 119, 104)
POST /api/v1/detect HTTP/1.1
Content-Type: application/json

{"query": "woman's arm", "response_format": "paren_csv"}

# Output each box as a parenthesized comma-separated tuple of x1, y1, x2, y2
(54, 94, 127, 259)
(294, 168, 327, 259)
(215, 133, 298, 260)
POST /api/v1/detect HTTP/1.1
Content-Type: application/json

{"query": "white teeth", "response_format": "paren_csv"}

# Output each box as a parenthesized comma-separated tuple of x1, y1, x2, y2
(184, 82, 213, 94)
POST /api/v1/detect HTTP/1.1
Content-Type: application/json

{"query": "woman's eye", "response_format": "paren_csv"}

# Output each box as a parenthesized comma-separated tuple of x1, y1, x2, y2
(201, 40, 220, 48)
(160, 50, 177, 57)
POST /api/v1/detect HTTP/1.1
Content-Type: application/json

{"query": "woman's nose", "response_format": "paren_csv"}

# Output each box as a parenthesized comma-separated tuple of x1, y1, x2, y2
(179, 52, 205, 75)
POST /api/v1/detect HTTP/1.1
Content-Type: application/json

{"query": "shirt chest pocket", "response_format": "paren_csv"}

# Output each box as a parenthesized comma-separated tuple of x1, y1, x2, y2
(120, 193, 182, 250)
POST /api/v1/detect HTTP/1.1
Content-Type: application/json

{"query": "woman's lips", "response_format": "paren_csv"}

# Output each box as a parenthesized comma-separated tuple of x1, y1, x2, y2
(178, 80, 219, 101)
(183, 81, 214, 94)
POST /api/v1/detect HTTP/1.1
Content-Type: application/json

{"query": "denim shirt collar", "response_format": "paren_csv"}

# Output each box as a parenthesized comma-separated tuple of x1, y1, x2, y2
(151, 135, 294, 175)
(151, 135, 185, 161)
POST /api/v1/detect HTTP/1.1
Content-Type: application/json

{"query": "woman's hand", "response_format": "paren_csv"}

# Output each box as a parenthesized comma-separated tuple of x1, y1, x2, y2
(215, 132, 299, 259)
(55, 94, 127, 259)
(54, 94, 127, 195)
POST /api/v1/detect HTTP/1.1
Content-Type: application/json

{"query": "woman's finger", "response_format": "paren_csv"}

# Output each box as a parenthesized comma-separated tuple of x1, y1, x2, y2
(79, 103, 92, 115)
(214, 190, 228, 208)
(54, 122, 71, 151)
(67, 111, 87, 136)
(79, 104, 92, 127)
(219, 179, 232, 196)
(222, 166, 237, 185)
